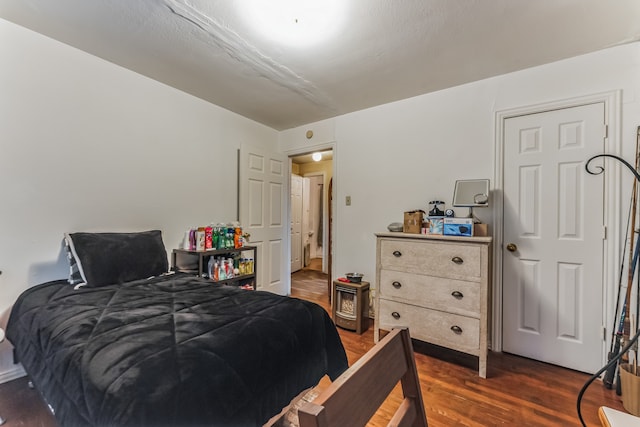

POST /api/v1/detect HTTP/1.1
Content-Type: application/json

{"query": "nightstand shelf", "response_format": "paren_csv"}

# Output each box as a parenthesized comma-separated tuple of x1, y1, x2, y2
(171, 246, 257, 289)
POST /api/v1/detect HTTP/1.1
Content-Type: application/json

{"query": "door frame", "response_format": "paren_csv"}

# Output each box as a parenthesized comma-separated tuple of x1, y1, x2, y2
(492, 91, 621, 358)
(286, 142, 337, 284)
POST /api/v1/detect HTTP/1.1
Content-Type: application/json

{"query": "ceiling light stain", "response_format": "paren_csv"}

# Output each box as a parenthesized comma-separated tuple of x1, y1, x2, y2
(239, 0, 344, 47)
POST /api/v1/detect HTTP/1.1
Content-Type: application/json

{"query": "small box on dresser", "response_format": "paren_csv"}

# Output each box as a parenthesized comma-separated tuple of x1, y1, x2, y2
(443, 218, 474, 236)
(374, 232, 492, 378)
(403, 211, 424, 234)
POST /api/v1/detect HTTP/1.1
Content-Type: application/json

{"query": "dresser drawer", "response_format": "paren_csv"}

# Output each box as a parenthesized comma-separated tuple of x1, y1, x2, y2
(378, 299, 480, 355)
(379, 238, 481, 280)
(379, 269, 480, 318)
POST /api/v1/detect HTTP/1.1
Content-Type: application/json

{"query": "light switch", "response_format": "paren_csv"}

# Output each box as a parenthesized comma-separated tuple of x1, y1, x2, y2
(346, 196, 351, 206)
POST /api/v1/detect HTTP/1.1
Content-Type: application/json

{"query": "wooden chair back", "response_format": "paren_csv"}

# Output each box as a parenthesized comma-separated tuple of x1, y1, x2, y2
(298, 327, 428, 427)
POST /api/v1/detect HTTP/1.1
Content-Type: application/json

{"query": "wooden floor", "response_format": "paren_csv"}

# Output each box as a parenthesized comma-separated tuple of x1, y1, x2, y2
(290, 264, 626, 427)
(0, 263, 627, 426)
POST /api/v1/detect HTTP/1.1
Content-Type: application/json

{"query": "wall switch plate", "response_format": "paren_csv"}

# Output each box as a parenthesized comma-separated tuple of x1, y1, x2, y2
(346, 196, 351, 206)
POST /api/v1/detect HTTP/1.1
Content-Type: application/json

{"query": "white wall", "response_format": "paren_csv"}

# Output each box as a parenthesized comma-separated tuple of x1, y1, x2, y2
(0, 19, 278, 379)
(280, 42, 640, 294)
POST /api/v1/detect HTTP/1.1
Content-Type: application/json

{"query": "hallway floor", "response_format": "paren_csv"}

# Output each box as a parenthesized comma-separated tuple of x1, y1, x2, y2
(291, 257, 329, 308)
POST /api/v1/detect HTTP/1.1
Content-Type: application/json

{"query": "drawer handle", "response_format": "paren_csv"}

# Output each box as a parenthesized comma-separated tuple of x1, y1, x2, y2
(451, 256, 464, 264)
(451, 291, 464, 299)
(392, 250, 402, 257)
(392, 281, 402, 289)
(391, 311, 401, 320)
(450, 325, 463, 334)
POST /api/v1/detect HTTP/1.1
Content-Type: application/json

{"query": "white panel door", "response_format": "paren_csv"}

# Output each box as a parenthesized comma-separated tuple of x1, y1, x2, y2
(309, 175, 323, 258)
(503, 103, 606, 373)
(302, 177, 311, 266)
(291, 174, 303, 273)
(240, 144, 288, 295)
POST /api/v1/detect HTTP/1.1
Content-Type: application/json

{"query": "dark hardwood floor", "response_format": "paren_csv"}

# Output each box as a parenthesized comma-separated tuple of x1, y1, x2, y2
(290, 264, 625, 427)
(0, 263, 626, 426)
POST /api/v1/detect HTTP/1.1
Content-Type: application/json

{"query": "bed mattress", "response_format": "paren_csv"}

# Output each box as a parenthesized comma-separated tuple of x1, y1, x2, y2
(7, 273, 348, 426)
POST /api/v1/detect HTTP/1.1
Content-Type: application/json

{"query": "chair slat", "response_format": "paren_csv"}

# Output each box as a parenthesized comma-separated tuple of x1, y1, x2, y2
(298, 328, 428, 427)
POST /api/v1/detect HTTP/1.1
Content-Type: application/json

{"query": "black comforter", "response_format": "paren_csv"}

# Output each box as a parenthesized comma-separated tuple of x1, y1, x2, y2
(7, 273, 348, 427)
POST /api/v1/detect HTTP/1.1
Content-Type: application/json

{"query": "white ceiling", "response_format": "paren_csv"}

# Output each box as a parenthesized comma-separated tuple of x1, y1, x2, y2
(2, 0, 640, 131)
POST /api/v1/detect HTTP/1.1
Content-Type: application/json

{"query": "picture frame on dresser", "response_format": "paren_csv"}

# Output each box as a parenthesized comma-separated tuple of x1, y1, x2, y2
(374, 232, 492, 378)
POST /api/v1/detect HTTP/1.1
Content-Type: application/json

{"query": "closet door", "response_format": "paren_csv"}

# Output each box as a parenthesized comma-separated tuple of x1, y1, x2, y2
(502, 103, 606, 373)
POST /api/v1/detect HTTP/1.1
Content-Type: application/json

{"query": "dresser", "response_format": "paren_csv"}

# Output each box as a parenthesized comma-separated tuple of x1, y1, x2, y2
(374, 232, 492, 378)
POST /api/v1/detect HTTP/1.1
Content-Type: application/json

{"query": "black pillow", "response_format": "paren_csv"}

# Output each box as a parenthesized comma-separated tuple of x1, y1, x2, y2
(64, 230, 168, 288)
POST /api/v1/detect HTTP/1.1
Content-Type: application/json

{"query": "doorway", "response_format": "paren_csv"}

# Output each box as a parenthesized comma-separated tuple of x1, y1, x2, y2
(290, 149, 333, 300)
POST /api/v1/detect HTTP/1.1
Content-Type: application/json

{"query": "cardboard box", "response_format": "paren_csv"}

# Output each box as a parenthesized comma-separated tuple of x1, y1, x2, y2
(403, 211, 424, 234)
(428, 217, 444, 235)
(473, 223, 489, 237)
(443, 218, 474, 237)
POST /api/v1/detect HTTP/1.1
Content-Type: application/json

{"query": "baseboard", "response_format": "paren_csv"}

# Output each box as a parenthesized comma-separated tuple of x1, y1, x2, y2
(0, 364, 26, 384)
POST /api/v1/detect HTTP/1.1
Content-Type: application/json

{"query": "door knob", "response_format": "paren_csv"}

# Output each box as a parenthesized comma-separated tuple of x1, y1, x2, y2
(506, 243, 518, 252)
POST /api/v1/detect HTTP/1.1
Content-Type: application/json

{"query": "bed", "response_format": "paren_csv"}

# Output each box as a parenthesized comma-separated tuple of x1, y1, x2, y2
(6, 231, 348, 427)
